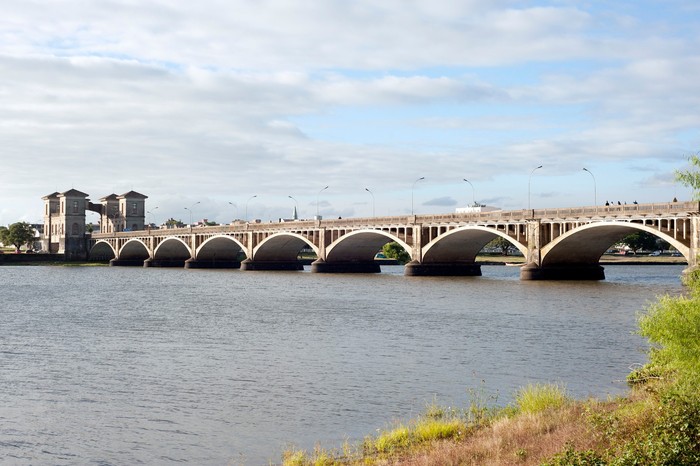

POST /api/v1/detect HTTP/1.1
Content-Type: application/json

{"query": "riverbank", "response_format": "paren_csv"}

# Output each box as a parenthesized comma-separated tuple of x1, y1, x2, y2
(282, 272, 700, 465)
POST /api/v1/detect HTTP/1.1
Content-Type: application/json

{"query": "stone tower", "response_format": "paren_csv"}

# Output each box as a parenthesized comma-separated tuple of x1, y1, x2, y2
(98, 191, 148, 233)
(41, 188, 147, 259)
(41, 189, 89, 258)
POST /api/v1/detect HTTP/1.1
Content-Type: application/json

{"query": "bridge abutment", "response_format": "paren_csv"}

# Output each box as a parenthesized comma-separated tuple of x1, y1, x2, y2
(310, 259, 381, 273)
(520, 263, 605, 280)
(240, 259, 304, 271)
(404, 261, 482, 276)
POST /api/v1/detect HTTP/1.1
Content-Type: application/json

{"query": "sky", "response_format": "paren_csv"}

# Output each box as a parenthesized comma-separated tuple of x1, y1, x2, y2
(2, 0, 700, 226)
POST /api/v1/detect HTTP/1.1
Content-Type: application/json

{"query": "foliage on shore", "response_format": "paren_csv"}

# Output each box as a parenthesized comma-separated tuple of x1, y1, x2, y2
(281, 272, 700, 466)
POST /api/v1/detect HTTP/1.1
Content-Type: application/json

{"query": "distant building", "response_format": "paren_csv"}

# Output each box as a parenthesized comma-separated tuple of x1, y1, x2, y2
(455, 204, 502, 214)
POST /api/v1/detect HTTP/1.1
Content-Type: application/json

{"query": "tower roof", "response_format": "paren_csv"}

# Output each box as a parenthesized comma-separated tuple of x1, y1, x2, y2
(99, 194, 119, 202)
(58, 189, 89, 198)
(42, 191, 60, 200)
(118, 190, 148, 200)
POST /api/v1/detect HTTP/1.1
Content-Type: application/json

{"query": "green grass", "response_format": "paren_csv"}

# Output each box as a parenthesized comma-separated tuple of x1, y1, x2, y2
(514, 383, 570, 414)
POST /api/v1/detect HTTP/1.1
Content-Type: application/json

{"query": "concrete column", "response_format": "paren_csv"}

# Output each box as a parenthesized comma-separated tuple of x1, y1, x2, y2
(316, 227, 327, 261)
(525, 219, 542, 265)
(411, 224, 423, 262)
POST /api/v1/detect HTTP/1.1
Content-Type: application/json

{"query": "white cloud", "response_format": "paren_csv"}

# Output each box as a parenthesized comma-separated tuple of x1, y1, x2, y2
(1, 1, 699, 224)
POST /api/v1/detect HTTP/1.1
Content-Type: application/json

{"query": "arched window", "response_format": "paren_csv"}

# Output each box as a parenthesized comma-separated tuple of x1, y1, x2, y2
(71, 223, 80, 235)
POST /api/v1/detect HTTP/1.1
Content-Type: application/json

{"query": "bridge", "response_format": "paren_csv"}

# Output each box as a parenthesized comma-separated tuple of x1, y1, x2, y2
(88, 201, 699, 280)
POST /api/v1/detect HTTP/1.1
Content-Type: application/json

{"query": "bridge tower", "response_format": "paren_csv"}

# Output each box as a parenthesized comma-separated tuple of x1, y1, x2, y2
(96, 191, 147, 233)
(42, 189, 147, 260)
(41, 189, 89, 258)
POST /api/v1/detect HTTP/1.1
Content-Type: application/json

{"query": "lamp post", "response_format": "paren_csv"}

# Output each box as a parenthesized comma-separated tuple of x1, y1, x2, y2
(146, 206, 158, 228)
(463, 178, 476, 206)
(583, 167, 597, 208)
(288, 195, 298, 220)
(528, 166, 543, 211)
(365, 188, 375, 217)
(411, 177, 425, 215)
(316, 186, 328, 219)
(184, 201, 200, 227)
(245, 195, 257, 222)
(228, 202, 238, 222)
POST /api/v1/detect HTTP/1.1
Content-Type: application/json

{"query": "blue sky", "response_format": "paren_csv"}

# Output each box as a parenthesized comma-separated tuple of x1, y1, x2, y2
(1, 1, 699, 225)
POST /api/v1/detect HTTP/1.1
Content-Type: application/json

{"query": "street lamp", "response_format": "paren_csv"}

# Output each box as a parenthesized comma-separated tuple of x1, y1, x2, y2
(184, 201, 200, 226)
(528, 166, 543, 211)
(288, 195, 298, 220)
(583, 167, 597, 208)
(411, 177, 425, 215)
(365, 188, 375, 217)
(463, 179, 476, 206)
(146, 206, 158, 227)
(228, 202, 238, 222)
(316, 186, 328, 219)
(245, 195, 257, 222)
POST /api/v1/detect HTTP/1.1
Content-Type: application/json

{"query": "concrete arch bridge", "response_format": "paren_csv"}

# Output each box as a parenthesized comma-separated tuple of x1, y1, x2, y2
(89, 201, 699, 280)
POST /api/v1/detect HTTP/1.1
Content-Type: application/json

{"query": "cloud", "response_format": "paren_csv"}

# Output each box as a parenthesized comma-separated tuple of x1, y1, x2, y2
(423, 197, 457, 207)
(1, 1, 699, 224)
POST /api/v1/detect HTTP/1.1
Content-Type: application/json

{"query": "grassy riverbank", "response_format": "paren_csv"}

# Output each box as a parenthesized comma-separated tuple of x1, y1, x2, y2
(281, 273, 700, 465)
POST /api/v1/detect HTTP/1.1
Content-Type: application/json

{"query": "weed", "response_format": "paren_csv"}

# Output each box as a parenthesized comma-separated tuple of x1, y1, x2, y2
(514, 383, 569, 414)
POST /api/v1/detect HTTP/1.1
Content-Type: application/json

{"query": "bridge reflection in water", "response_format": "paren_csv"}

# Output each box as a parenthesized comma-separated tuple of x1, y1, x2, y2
(89, 201, 697, 280)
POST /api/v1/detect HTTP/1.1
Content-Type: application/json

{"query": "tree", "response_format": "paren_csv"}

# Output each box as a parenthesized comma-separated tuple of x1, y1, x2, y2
(675, 153, 700, 200)
(622, 231, 658, 254)
(0, 222, 37, 253)
(382, 242, 411, 264)
(164, 218, 185, 228)
(486, 237, 515, 256)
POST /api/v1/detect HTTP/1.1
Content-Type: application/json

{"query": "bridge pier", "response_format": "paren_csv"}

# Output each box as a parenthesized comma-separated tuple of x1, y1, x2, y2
(143, 258, 187, 267)
(184, 258, 241, 269)
(310, 259, 381, 273)
(110, 258, 148, 266)
(520, 263, 605, 280)
(240, 259, 304, 271)
(404, 261, 482, 277)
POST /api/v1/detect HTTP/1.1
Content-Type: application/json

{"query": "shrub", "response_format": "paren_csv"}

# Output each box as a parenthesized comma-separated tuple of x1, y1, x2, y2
(542, 443, 605, 466)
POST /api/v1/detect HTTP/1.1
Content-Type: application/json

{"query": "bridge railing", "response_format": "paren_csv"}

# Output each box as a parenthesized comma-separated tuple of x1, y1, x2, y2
(90, 201, 700, 240)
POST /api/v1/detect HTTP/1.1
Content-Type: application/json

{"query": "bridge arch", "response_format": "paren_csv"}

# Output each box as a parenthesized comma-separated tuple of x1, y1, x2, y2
(421, 225, 527, 263)
(153, 237, 192, 262)
(196, 235, 246, 261)
(89, 240, 116, 261)
(325, 230, 410, 262)
(541, 222, 690, 266)
(119, 238, 151, 260)
(252, 232, 318, 262)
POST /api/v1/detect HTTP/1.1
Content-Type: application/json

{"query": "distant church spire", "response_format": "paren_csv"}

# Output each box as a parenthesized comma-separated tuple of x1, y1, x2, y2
(292, 205, 298, 220)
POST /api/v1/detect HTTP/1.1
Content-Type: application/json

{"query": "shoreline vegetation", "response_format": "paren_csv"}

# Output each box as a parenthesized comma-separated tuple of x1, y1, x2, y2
(280, 271, 700, 465)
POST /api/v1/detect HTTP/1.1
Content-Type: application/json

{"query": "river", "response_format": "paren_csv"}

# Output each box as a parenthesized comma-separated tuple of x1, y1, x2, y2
(0, 264, 685, 464)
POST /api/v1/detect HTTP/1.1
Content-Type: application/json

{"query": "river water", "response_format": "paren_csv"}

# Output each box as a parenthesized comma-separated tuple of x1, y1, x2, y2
(0, 264, 685, 464)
